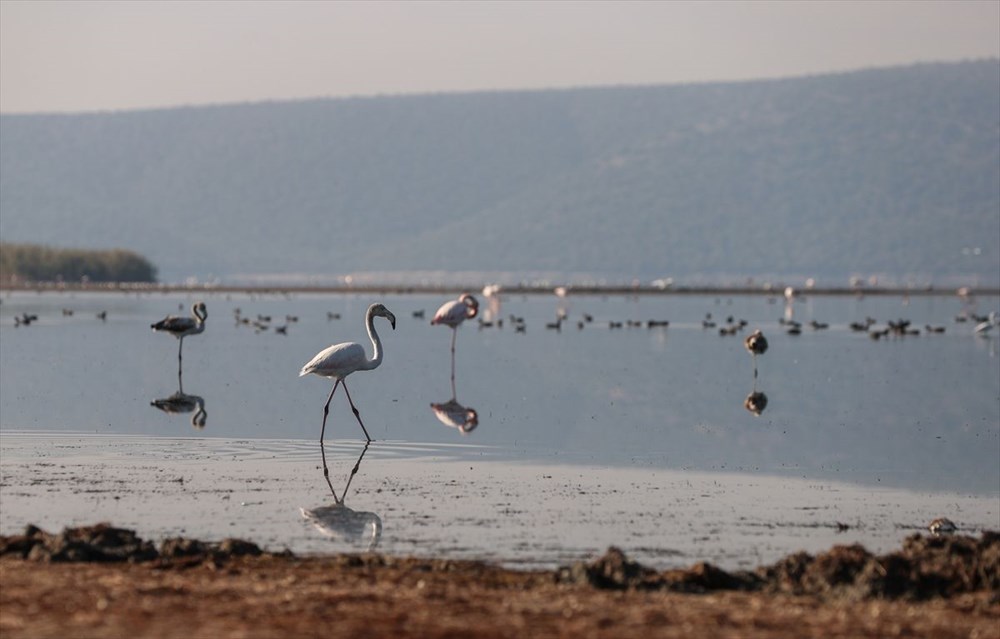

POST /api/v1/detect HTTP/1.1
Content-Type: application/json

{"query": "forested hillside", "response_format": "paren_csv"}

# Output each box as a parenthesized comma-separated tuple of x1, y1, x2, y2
(1, 60, 997, 285)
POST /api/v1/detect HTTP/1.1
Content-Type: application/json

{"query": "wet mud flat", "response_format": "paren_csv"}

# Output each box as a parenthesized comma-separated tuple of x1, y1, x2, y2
(1, 524, 998, 639)
(3, 434, 997, 572)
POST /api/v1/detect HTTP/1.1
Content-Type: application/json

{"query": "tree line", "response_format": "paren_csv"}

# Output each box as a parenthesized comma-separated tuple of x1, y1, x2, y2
(0, 243, 157, 283)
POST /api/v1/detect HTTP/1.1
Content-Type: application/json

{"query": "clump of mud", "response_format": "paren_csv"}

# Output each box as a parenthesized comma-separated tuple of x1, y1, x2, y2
(2, 524, 997, 601)
(559, 532, 999, 601)
(0, 523, 270, 565)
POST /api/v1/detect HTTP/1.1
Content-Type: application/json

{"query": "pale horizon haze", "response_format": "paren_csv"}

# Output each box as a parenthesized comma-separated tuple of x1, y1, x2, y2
(1, 0, 998, 114)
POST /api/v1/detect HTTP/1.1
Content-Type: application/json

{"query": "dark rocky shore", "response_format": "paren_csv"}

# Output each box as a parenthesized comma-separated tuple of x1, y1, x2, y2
(3, 523, 998, 601)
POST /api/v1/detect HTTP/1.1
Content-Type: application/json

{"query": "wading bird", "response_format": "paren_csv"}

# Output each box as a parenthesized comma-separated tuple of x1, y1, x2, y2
(299, 303, 395, 493)
(744, 329, 768, 379)
(431, 293, 479, 395)
(151, 302, 207, 383)
(974, 312, 998, 336)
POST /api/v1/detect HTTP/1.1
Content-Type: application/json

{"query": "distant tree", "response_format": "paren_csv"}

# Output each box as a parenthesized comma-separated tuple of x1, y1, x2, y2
(0, 243, 157, 283)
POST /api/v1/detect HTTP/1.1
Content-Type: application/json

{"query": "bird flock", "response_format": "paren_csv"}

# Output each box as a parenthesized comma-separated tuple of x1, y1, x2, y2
(5, 287, 992, 531)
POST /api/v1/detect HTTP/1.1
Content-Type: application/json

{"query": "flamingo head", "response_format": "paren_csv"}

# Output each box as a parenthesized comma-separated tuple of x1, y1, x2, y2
(193, 301, 208, 321)
(460, 294, 479, 319)
(369, 303, 396, 330)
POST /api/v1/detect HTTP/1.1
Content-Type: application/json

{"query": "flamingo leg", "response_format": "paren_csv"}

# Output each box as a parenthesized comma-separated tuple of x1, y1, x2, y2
(450, 327, 458, 397)
(320, 379, 342, 498)
(177, 336, 185, 388)
(341, 381, 372, 443)
(340, 441, 371, 502)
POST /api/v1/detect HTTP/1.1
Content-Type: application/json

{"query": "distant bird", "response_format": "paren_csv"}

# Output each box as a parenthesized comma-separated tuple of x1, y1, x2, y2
(744, 329, 768, 379)
(432, 293, 479, 331)
(974, 311, 998, 336)
(96, 311, 108, 321)
(151, 302, 207, 383)
(299, 303, 395, 491)
(431, 294, 479, 393)
(928, 517, 957, 536)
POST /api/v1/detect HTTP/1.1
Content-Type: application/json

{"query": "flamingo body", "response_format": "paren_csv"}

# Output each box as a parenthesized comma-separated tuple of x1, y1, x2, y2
(151, 302, 207, 339)
(744, 329, 768, 355)
(431, 294, 479, 328)
(300, 342, 372, 380)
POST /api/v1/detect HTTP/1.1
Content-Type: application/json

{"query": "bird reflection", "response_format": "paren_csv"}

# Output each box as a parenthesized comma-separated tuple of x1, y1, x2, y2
(743, 389, 768, 416)
(430, 397, 479, 434)
(151, 390, 207, 429)
(301, 442, 382, 551)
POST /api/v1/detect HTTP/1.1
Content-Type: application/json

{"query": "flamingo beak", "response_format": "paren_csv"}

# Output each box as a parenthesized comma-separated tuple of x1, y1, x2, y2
(387, 312, 397, 330)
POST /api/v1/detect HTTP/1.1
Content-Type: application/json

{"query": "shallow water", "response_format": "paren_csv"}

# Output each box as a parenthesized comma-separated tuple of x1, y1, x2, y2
(1, 290, 998, 566)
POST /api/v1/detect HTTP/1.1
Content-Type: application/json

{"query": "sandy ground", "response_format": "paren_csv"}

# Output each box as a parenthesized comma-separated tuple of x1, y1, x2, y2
(1, 525, 997, 639)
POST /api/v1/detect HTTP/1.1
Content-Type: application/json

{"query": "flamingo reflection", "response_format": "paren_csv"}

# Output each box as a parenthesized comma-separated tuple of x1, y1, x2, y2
(430, 398, 479, 434)
(301, 442, 382, 551)
(743, 389, 768, 416)
(151, 390, 207, 429)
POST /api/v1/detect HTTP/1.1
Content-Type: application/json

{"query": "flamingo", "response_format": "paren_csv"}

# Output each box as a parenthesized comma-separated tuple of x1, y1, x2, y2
(300, 303, 395, 494)
(151, 302, 207, 384)
(974, 311, 997, 336)
(744, 329, 768, 379)
(431, 293, 479, 396)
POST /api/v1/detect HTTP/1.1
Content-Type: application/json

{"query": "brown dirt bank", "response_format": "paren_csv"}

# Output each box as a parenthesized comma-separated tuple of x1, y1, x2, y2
(1, 524, 998, 639)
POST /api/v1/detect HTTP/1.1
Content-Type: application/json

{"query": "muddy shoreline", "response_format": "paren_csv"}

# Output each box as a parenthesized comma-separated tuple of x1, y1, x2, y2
(1, 524, 997, 638)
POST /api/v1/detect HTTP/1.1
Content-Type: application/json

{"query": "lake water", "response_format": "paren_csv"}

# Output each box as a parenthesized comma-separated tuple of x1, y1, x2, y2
(1, 289, 998, 568)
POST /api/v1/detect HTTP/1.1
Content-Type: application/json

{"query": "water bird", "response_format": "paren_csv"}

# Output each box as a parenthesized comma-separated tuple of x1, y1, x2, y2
(928, 517, 957, 536)
(96, 311, 108, 321)
(411, 310, 425, 319)
(61, 308, 74, 316)
(924, 325, 946, 334)
(431, 294, 479, 388)
(14, 312, 38, 327)
(151, 302, 207, 382)
(545, 318, 562, 331)
(744, 329, 768, 379)
(300, 303, 396, 444)
(974, 312, 997, 336)
(327, 312, 341, 321)
(300, 303, 395, 492)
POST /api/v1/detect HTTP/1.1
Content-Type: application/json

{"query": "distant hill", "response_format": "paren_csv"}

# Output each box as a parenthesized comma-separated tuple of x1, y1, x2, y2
(1, 60, 997, 286)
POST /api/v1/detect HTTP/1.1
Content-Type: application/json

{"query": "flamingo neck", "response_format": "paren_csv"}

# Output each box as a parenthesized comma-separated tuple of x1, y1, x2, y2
(361, 308, 384, 371)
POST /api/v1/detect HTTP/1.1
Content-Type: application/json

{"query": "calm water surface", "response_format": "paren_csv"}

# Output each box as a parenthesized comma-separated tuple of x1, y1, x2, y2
(1, 290, 998, 565)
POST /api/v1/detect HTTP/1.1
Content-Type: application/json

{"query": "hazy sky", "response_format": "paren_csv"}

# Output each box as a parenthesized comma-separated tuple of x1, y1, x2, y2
(1, 0, 997, 114)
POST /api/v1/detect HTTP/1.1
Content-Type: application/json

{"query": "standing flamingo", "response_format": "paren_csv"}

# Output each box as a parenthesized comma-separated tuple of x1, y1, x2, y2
(431, 293, 479, 396)
(151, 301, 207, 385)
(744, 329, 768, 379)
(300, 303, 395, 494)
